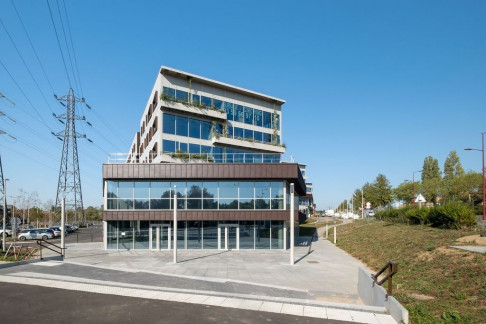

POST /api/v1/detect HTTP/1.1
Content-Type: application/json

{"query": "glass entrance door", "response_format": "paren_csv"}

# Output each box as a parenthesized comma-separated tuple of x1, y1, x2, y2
(219, 225, 238, 250)
(150, 225, 171, 250)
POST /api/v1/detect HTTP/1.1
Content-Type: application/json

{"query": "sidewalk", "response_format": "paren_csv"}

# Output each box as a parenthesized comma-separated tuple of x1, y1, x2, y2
(0, 229, 397, 323)
(57, 234, 369, 304)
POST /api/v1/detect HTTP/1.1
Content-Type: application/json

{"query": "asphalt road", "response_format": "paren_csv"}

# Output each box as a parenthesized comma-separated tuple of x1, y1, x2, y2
(0, 283, 350, 324)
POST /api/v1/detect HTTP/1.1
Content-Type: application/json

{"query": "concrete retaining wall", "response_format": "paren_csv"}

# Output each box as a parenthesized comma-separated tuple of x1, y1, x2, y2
(358, 267, 409, 324)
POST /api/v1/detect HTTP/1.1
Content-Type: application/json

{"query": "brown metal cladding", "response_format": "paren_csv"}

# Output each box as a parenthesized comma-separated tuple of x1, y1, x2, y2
(104, 210, 292, 221)
(103, 163, 306, 195)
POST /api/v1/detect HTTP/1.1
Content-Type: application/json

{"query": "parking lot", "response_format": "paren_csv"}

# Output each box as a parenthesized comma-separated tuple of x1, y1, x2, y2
(2, 224, 103, 249)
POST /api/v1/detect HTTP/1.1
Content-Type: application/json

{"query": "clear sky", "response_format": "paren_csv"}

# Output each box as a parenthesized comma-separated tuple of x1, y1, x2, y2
(0, 0, 485, 210)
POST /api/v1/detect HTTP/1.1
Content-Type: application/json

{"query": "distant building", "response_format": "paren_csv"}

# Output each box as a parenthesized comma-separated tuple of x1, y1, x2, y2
(102, 66, 306, 251)
(298, 164, 316, 217)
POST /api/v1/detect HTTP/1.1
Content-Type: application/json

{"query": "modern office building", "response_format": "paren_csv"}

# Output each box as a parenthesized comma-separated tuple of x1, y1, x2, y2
(103, 66, 305, 251)
(298, 164, 316, 217)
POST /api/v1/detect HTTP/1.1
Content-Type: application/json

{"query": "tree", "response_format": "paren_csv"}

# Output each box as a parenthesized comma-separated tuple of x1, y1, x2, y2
(422, 156, 441, 181)
(393, 181, 416, 204)
(85, 206, 102, 221)
(373, 174, 393, 207)
(421, 177, 442, 203)
(443, 151, 465, 182)
(362, 182, 377, 208)
(337, 199, 348, 212)
(353, 188, 363, 211)
(442, 151, 466, 202)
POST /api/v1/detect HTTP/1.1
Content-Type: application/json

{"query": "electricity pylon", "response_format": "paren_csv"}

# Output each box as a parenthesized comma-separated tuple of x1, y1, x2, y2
(53, 88, 86, 226)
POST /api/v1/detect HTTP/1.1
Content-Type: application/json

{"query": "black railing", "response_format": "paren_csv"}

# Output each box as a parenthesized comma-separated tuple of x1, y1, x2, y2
(36, 239, 65, 259)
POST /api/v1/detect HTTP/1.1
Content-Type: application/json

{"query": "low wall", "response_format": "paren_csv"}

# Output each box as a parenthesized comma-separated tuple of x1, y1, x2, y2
(358, 267, 409, 324)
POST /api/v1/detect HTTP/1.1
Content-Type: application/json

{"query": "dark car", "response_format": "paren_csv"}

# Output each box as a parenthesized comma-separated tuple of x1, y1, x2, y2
(65, 225, 75, 233)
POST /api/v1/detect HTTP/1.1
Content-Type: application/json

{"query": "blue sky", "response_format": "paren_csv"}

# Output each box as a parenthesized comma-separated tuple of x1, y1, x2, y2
(0, 1, 485, 210)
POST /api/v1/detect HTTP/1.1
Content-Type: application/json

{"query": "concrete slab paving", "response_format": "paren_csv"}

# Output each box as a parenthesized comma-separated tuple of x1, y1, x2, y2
(0, 222, 401, 323)
(56, 236, 370, 305)
(450, 245, 486, 254)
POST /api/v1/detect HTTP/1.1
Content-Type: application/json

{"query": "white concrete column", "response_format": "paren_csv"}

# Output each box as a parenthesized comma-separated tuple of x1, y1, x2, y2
(103, 221, 107, 250)
(61, 198, 66, 256)
(290, 183, 294, 265)
(173, 185, 177, 264)
(283, 223, 287, 250)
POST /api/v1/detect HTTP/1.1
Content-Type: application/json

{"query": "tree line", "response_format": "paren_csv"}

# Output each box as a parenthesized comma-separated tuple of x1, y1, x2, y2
(2, 188, 103, 227)
(337, 151, 483, 212)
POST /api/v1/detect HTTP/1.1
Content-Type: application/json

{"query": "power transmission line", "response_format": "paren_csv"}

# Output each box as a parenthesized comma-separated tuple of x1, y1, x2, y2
(61, 0, 83, 96)
(10, 0, 56, 95)
(0, 18, 57, 115)
(54, 0, 79, 92)
(46, 0, 71, 87)
(0, 59, 54, 132)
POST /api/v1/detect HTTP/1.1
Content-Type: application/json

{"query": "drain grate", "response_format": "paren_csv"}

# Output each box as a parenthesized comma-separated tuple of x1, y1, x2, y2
(307, 261, 319, 264)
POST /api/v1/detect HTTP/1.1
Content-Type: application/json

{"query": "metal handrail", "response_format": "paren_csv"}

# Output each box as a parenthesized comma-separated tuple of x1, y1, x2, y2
(36, 239, 65, 259)
(372, 261, 398, 296)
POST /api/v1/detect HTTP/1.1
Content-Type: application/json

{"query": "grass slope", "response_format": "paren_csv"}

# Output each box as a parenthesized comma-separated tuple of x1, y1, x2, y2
(328, 220, 486, 323)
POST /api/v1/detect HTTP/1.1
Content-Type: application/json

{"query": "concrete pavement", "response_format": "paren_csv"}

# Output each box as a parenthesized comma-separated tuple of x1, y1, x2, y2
(0, 222, 398, 323)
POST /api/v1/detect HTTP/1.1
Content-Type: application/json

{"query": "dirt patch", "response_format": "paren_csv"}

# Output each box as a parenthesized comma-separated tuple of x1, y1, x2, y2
(456, 235, 486, 246)
(409, 293, 435, 301)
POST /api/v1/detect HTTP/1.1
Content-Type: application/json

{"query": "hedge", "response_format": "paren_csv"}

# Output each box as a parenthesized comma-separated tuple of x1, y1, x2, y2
(376, 202, 476, 229)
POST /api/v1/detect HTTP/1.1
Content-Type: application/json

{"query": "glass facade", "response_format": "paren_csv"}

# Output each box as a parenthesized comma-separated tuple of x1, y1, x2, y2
(106, 220, 284, 250)
(162, 86, 281, 131)
(107, 181, 285, 210)
(162, 113, 279, 148)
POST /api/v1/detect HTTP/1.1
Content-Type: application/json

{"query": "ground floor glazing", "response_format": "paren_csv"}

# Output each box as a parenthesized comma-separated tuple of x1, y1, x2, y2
(105, 220, 286, 250)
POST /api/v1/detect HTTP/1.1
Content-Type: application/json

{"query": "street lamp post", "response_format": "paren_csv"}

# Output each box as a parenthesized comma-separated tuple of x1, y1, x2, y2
(465, 131, 486, 221)
(412, 170, 422, 208)
(361, 187, 364, 219)
(2, 179, 8, 252)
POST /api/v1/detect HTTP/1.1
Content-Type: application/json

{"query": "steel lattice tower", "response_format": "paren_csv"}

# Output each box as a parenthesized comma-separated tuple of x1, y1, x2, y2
(54, 88, 86, 225)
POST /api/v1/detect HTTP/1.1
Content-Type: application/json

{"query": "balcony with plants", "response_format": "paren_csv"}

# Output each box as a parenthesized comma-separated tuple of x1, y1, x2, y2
(211, 122, 286, 154)
(159, 92, 227, 121)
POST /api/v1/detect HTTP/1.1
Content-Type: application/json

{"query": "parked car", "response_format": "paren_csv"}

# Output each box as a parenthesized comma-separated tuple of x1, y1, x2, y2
(368, 211, 375, 217)
(38, 228, 56, 237)
(60, 225, 75, 233)
(0, 226, 13, 237)
(18, 229, 53, 241)
(49, 226, 65, 236)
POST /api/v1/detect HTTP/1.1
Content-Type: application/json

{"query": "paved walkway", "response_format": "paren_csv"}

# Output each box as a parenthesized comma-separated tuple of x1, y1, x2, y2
(0, 227, 397, 323)
(450, 245, 486, 254)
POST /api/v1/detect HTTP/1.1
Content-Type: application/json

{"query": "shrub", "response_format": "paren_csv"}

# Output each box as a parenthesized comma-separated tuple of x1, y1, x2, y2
(407, 208, 430, 225)
(428, 202, 476, 229)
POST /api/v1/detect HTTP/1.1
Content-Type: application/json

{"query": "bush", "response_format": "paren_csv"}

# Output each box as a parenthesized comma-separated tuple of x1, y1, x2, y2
(428, 202, 476, 229)
(376, 202, 475, 229)
(407, 208, 430, 225)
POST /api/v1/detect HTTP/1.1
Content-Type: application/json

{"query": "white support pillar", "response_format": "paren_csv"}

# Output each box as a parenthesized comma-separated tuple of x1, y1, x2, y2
(173, 185, 177, 264)
(290, 183, 294, 265)
(333, 226, 337, 245)
(103, 221, 107, 250)
(61, 198, 66, 256)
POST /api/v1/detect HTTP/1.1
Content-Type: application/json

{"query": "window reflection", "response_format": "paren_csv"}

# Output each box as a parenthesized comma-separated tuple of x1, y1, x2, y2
(106, 181, 285, 211)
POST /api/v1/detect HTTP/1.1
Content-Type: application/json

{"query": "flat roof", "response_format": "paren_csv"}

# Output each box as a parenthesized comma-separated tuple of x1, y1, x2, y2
(160, 66, 285, 105)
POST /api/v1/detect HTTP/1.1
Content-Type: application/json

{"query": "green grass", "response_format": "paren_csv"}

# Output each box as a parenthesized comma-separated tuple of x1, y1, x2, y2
(327, 220, 486, 323)
(299, 217, 342, 236)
